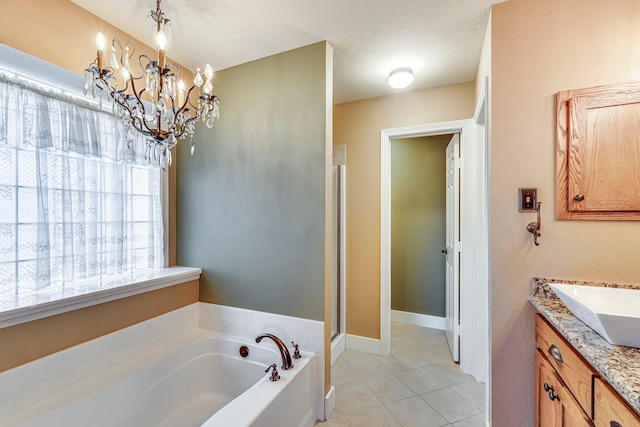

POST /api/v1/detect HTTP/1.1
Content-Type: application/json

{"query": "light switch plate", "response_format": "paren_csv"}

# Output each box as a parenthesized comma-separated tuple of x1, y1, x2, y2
(518, 188, 537, 212)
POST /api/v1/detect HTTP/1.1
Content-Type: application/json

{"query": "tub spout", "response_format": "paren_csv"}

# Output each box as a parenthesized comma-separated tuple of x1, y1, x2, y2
(255, 333, 293, 370)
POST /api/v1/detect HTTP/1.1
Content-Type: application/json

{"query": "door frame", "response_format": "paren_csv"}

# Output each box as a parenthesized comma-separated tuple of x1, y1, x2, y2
(380, 118, 488, 377)
(380, 119, 469, 356)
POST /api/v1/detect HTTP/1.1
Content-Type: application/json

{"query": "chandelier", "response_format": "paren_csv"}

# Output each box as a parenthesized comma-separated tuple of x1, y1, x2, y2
(84, 0, 220, 165)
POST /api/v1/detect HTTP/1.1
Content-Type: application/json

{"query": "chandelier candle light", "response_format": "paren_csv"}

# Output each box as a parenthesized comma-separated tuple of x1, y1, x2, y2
(84, 0, 220, 165)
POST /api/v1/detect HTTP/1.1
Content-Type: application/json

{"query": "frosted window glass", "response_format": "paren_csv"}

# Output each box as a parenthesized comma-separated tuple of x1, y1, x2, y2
(0, 71, 164, 309)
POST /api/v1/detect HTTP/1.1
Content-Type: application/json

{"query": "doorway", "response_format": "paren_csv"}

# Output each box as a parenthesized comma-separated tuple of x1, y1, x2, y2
(379, 114, 489, 384)
(389, 135, 452, 336)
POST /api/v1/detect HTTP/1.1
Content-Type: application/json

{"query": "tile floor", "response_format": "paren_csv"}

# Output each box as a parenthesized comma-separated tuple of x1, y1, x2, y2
(316, 323, 486, 427)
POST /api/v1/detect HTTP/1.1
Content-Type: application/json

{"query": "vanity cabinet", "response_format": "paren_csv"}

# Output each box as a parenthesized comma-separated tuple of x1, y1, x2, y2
(594, 378, 640, 427)
(535, 314, 640, 427)
(535, 315, 595, 426)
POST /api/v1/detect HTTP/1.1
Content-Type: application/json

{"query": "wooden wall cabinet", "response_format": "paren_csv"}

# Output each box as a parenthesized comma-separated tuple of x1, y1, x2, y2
(556, 81, 640, 220)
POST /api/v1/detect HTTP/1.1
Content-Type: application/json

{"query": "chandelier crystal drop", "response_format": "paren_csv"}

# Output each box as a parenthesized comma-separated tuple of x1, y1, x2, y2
(84, 0, 220, 166)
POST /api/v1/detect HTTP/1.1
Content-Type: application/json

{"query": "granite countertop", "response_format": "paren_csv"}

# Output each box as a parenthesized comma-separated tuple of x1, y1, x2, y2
(529, 277, 640, 414)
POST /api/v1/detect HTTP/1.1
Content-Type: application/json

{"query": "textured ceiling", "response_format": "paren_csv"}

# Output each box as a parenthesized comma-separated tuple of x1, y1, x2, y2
(71, 0, 504, 104)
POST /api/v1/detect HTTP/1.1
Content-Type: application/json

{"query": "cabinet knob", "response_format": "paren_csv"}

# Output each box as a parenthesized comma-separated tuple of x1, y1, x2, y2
(548, 390, 560, 401)
(543, 383, 554, 393)
(574, 194, 585, 201)
(610, 422, 623, 427)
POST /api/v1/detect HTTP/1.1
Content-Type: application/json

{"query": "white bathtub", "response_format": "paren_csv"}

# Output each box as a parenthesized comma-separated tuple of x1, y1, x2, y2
(0, 330, 316, 427)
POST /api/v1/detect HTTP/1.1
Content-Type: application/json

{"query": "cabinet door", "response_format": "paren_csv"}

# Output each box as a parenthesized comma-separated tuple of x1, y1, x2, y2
(535, 351, 593, 427)
(594, 378, 640, 427)
(535, 315, 595, 414)
(556, 81, 640, 220)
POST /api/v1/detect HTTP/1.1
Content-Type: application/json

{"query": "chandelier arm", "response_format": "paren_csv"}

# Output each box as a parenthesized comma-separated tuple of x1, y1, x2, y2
(112, 37, 123, 56)
(181, 84, 200, 112)
(109, 92, 153, 138)
(131, 86, 157, 136)
(134, 54, 154, 81)
(115, 79, 131, 95)
(123, 40, 137, 74)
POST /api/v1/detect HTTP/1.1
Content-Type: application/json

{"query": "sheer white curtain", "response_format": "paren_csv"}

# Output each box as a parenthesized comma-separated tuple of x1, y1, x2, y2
(0, 71, 164, 306)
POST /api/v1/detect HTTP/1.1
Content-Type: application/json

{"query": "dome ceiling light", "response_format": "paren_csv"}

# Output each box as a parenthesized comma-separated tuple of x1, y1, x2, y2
(388, 67, 414, 89)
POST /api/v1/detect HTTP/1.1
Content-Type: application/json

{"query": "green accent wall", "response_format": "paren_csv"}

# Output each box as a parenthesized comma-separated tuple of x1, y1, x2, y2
(176, 42, 329, 321)
(391, 135, 451, 317)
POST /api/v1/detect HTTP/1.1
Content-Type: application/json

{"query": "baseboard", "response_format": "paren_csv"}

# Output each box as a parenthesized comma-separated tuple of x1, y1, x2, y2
(346, 334, 381, 355)
(331, 333, 345, 365)
(391, 309, 446, 330)
(323, 386, 335, 421)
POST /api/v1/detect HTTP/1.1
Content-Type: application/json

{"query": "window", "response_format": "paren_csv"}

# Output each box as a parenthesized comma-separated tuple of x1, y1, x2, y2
(0, 71, 164, 312)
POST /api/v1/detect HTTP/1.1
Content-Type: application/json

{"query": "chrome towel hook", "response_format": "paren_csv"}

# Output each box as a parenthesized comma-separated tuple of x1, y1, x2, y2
(526, 202, 542, 246)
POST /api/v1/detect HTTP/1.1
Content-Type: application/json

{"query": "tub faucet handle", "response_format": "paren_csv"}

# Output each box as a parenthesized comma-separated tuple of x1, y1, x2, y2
(265, 363, 280, 381)
(291, 341, 302, 359)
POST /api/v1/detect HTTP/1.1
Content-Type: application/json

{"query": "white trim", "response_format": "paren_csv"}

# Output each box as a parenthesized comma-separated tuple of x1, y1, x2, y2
(474, 84, 487, 126)
(0, 43, 85, 98)
(324, 386, 336, 421)
(331, 333, 346, 365)
(459, 86, 489, 386)
(346, 334, 381, 355)
(332, 164, 347, 348)
(391, 310, 446, 330)
(380, 119, 470, 358)
(0, 267, 202, 329)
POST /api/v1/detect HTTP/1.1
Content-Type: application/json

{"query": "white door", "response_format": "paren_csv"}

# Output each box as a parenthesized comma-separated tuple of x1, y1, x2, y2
(445, 134, 460, 362)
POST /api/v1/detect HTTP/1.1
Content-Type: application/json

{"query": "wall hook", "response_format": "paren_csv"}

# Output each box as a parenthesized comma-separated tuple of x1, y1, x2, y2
(526, 202, 542, 246)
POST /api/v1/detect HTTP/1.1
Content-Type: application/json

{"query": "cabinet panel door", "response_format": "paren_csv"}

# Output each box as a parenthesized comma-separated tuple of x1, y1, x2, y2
(594, 378, 640, 427)
(556, 81, 640, 220)
(536, 315, 595, 414)
(536, 350, 593, 427)
(568, 95, 640, 212)
(536, 351, 562, 427)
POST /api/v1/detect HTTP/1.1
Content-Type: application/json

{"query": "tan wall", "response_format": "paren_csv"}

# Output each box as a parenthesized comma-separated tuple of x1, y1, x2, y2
(0, 0, 163, 82)
(0, 0, 194, 370)
(333, 82, 475, 338)
(0, 280, 199, 372)
(490, 0, 640, 424)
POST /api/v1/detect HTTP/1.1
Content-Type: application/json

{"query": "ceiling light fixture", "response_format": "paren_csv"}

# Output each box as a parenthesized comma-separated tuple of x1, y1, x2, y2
(84, 0, 220, 165)
(388, 67, 414, 89)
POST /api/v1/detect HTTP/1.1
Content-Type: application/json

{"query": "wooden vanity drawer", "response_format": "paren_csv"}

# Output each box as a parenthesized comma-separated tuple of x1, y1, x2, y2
(594, 378, 640, 427)
(536, 314, 597, 414)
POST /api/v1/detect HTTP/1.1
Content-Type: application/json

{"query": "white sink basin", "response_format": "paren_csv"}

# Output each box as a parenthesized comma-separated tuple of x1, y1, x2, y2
(549, 283, 640, 348)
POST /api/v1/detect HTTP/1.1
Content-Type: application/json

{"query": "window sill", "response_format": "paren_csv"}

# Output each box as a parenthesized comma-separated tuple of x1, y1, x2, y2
(0, 267, 202, 329)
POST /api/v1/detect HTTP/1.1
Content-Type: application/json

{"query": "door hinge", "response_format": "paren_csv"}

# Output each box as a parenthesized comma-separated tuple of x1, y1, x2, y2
(455, 158, 462, 169)
(455, 241, 462, 252)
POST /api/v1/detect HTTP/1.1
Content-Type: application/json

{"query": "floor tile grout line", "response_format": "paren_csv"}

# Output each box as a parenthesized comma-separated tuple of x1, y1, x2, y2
(325, 323, 485, 426)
